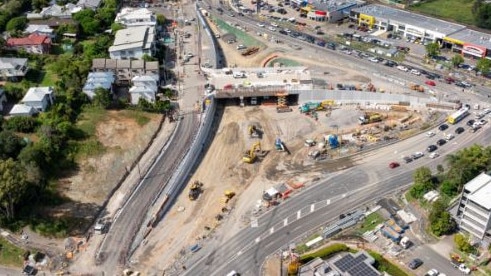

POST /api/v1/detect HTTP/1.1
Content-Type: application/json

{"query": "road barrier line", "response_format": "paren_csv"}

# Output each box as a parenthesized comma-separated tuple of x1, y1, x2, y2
(297, 210, 301, 219)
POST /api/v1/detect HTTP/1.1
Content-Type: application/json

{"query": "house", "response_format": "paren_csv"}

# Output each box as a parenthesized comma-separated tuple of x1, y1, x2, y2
(0, 58, 29, 80)
(0, 88, 7, 112)
(21, 87, 55, 112)
(76, 0, 102, 10)
(129, 75, 158, 104)
(115, 8, 157, 27)
(24, 24, 55, 39)
(109, 26, 156, 60)
(82, 72, 115, 99)
(7, 34, 52, 54)
(91, 58, 159, 83)
(455, 172, 491, 241)
(9, 104, 37, 117)
(26, 4, 82, 20)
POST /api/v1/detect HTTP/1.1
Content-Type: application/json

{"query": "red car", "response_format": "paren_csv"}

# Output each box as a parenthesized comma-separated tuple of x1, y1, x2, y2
(425, 80, 436, 86)
(389, 162, 400, 169)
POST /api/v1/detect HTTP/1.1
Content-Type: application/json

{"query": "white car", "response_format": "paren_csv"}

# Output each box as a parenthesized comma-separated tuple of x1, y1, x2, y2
(397, 65, 408, 72)
(426, 131, 435, 137)
(268, 26, 276, 31)
(257, 23, 265, 27)
(271, 23, 278, 27)
(236, 44, 247, 50)
(412, 152, 425, 159)
(445, 133, 454, 141)
(368, 57, 379, 63)
(429, 152, 439, 159)
(425, 269, 439, 276)
(410, 69, 421, 75)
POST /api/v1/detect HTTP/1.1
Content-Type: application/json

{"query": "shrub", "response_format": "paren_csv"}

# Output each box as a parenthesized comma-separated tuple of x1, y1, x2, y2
(368, 250, 408, 276)
(300, 243, 349, 263)
(3, 116, 38, 133)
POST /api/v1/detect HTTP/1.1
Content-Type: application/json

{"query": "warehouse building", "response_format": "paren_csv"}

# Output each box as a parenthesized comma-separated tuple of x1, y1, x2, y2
(443, 29, 491, 60)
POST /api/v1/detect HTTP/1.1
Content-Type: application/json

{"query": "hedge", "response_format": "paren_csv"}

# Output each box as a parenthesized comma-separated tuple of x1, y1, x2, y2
(368, 250, 409, 276)
(300, 243, 349, 263)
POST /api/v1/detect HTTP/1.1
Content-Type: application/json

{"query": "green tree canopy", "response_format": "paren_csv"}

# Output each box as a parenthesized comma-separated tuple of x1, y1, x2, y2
(476, 58, 491, 75)
(0, 158, 29, 220)
(6, 16, 27, 32)
(0, 131, 25, 159)
(454, 233, 474, 253)
(475, 3, 491, 29)
(451, 54, 464, 68)
(92, 87, 111, 108)
(409, 167, 434, 199)
(425, 42, 440, 57)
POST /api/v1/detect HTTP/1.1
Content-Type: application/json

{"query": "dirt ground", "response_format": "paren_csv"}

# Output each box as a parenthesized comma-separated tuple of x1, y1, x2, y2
(54, 111, 163, 221)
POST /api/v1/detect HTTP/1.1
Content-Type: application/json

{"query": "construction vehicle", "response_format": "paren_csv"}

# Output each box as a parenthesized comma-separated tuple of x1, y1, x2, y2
(189, 180, 203, 200)
(248, 124, 261, 138)
(299, 102, 323, 113)
(410, 83, 425, 92)
(324, 134, 339, 149)
(242, 142, 267, 163)
(358, 113, 382, 125)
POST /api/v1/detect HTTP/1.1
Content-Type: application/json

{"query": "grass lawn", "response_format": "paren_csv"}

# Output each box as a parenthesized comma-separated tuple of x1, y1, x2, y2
(356, 212, 384, 234)
(0, 238, 25, 267)
(409, 0, 475, 26)
(214, 17, 265, 48)
(121, 110, 151, 126)
(267, 58, 302, 67)
(40, 66, 59, 86)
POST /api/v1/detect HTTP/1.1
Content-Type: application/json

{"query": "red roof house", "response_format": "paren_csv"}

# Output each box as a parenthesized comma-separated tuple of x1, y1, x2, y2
(7, 34, 51, 54)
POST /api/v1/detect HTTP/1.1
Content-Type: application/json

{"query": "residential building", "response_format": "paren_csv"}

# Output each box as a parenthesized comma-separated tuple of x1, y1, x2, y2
(24, 24, 55, 39)
(129, 75, 158, 104)
(0, 58, 29, 80)
(455, 172, 491, 240)
(76, 0, 102, 10)
(9, 104, 37, 117)
(82, 72, 115, 99)
(91, 58, 160, 83)
(0, 88, 7, 112)
(108, 26, 156, 60)
(299, 251, 381, 276)
(7, 34, 52, 54)
(21, 87, 55, 112)
(26, 4, 82, 20)
(115, 8, 156, 27)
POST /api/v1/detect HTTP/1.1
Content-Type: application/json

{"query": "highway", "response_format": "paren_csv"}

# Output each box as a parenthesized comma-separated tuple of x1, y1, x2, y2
(183, 122, 491, 275)
(95, 112, 198, 272)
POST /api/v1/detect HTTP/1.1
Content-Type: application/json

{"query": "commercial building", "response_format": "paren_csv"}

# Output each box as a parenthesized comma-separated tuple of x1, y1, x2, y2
(109, 26, 156, 60)
(294, 0, 364, 23)
(299, 251, 381, 276)
(350, 4, 466, 44)
(455, 172, 491, 240)
(443, 29, 491, 59)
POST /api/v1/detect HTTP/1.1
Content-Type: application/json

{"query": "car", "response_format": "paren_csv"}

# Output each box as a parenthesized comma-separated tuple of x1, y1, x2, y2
(389, 162, 400, 168)
(455, 81, 466, 88)
(479, 119, 487, 125)
(268, 26, 276, 31)
(425, 80, 436, 86)
(402, 156, 413, 163)
(397, 65, 408, 72)
(455, 127, 465, 134)
(436, 139, 447, 146)
(412, 152, 425, 159)
(471, 125, 481, 133)
(236, 44, 247, 50)
(426, 131, 435, 137)
(279, 30, 288, 35)
(438, 124, 448, 131)
(408, 258, 423, 269)
(466, 119, 475, 126)
(429, 152, 440, 159)
(426, 74, 436, 80)
(271, 22, 278, 27)
(368, 57, 379, 63)
(445, 133, 455, 141)
(444, 76, 455, 84)
(257, 23, 265, 27)
(410, 69, 421, 75)
(425, 268, 439, 276)
(23, 265, 36, 275)
(427, 145, 438, 152)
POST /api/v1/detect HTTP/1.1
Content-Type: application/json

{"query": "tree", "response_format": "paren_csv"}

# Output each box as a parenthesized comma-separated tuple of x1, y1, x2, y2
(475, 3, 491, 29)
(0, 158, 29, 221)
(6, 16, 27, 32)
(409, 167, 434, 199)
(157, 14, 166, 26)
(110, 23, 124, 33)
(430, 211, 456, 236)
(451, 54, 464, 68)
(32, 0, 49, 11)
(3, 116, 38, 133)
(454, 233, 474, 253)
(0, 131, 25, 159)
(425, 42, 440, 57)
(73, 10, 101, 36)
(92, 87, 111, 108)
(476, 58, 491, 75)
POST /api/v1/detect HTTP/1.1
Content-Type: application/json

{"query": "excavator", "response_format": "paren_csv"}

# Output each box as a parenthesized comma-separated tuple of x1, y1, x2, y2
(188, 180, 203, 200)
(248, 124, 260, 138)
(243, 142, 267, 163)
(223, 190, 235, 204)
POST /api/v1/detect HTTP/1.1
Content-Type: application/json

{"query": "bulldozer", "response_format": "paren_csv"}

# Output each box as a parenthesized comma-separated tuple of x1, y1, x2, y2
(242, 142, 267, 163)
(188, 180, 203, 200)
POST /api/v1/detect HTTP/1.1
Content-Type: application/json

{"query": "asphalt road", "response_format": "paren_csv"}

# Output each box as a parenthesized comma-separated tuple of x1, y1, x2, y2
(95, 112, 198, 273)
(183, 121, 491, 276)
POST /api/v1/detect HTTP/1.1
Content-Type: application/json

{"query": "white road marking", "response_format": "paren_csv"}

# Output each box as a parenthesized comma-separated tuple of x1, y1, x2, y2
(283, 218, 288, 226)
(326, 199, 331, 205)
(297, 210, 301, 219)
(310, 204, 315, 212)
(255, 237, 260, 243)
(237, 250, 242, 256)
(342, 193, 347, 198)
(250, 219, 258, 228)
(270, 227, 274, 234)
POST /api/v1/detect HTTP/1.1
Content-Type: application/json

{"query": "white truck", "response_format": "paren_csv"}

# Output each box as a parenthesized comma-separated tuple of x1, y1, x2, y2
(400, 236, 411, 249)
(451, 260, 471, 274)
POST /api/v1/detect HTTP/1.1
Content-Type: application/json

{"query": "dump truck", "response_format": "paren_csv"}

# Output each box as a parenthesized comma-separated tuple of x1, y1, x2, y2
(381, 225, 401, 242)
(358, 113, 382, 125)
(189, 180, 203, 200)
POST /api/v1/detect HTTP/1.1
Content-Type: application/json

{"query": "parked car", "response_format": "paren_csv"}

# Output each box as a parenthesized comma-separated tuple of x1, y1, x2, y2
(467, 119, 475, 126)
(236, 44, 247, 50)
(410, 69, 421, 75)
(408, 258, 423, 269)
(425, 268, 439, 276)
(438, 124, 448, 131)
(425, 80, 436, 86)
(426, 131, 435, 137)
(397, 65, 408, 72)
(389, 162, 400, 169)
(403, 156, 413, 163)
(427, 145, 438, 152)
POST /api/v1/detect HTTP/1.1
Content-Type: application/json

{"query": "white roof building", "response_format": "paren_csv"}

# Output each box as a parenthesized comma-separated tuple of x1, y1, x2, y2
(115, 8, 156, 27)
(24, 24, 55, 38)
(76, 0, 102, 10)
(129, 75, 158, 105)
(21, 86, 55, 112)
(27, 4, 82, 19)
(83, 72, 115, 99)
(9, 104, 37, 117)
(0, 58, 29, 79)
(456, 172, 491, 240)
(109, 26, 156, 60)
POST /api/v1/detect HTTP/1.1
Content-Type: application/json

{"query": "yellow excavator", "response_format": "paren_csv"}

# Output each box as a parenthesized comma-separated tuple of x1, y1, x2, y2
(248, 124, 260, 138)
(243, 142, 262, 163)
